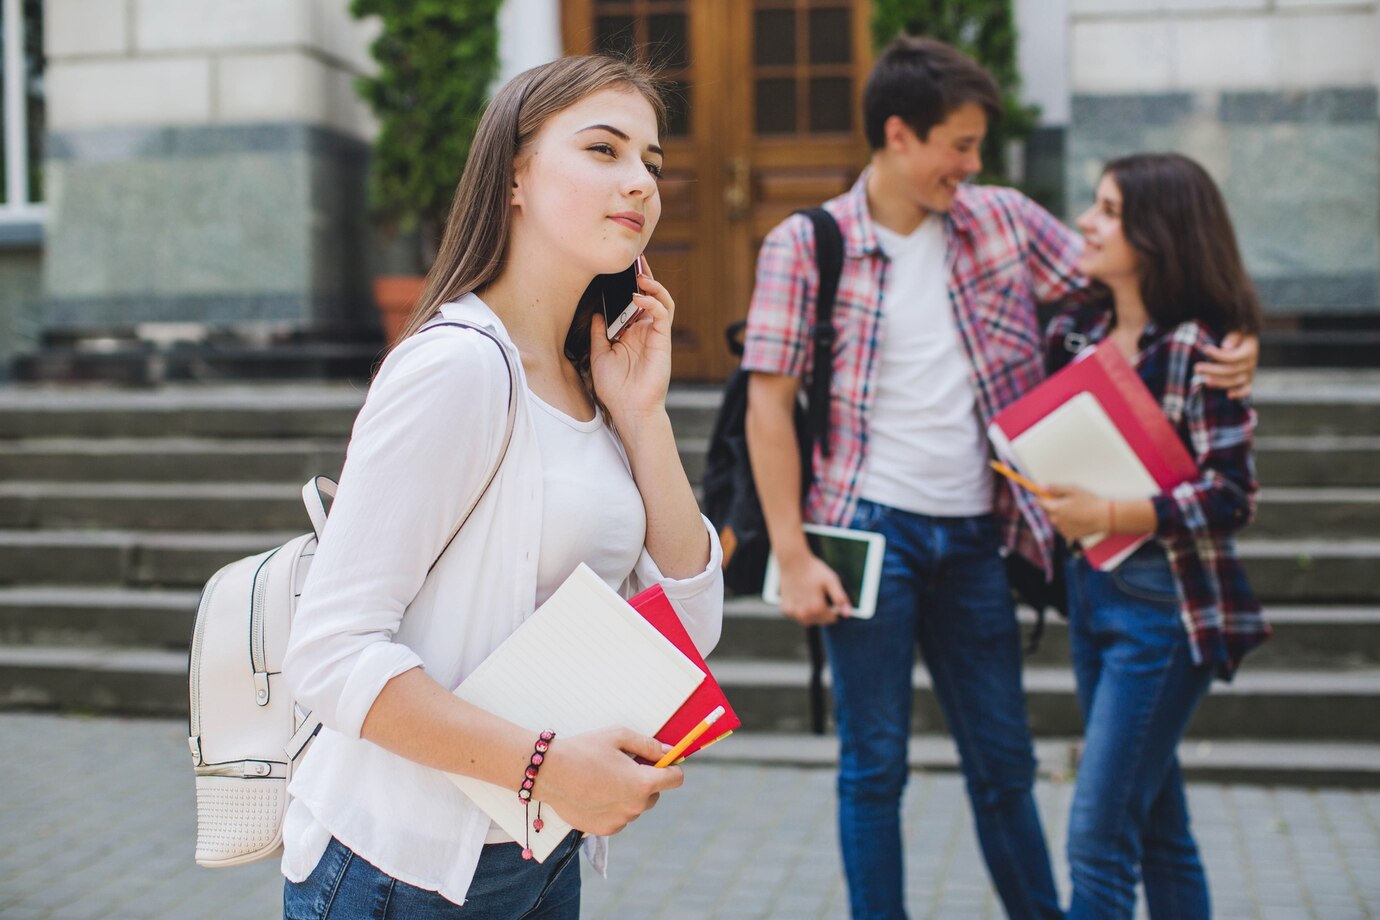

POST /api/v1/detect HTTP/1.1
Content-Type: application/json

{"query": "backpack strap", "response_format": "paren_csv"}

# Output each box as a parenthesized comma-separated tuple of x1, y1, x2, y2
(302, 319, 518, 574)
(798, 207, 844, 460)
(416, 320, 519, 573)
(794, 207, 844, 737)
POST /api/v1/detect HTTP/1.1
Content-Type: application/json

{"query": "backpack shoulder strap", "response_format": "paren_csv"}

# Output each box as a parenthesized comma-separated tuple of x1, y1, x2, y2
(795, 207, 844, 458)
(416, 319, 519, 573)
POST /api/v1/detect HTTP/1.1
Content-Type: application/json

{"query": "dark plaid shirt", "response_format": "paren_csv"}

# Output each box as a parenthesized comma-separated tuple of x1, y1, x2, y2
(1046, 304, 1270, 679)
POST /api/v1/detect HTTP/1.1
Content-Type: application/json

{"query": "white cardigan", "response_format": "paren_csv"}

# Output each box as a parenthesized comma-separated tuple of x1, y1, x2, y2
(281, 294, 724, 903)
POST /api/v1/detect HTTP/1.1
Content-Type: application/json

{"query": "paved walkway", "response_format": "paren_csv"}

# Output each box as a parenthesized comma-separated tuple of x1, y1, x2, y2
(1, 714, 1377, 919)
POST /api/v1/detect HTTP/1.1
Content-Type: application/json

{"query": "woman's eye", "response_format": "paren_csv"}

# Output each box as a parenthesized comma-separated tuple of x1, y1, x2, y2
(645, 162, 663, 180)
(590, 143, 616, 157)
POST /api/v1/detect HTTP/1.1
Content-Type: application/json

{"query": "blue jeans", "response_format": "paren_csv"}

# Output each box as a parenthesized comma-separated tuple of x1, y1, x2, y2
(1065, 544, 1214, 920)
(824, 500, 1061, 920)
(283, 832, 582, 919)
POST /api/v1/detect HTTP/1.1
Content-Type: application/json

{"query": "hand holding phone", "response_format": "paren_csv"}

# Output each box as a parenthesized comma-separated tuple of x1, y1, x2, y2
(600, 254, 646, 341)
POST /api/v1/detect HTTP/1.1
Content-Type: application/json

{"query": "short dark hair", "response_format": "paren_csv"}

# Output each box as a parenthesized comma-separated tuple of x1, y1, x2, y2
(863, 36, 1002, 149)
(1105, 153, 1262, 336)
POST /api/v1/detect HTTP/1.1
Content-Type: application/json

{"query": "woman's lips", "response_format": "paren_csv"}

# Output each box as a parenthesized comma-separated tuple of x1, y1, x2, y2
(610, 213, 644, 232)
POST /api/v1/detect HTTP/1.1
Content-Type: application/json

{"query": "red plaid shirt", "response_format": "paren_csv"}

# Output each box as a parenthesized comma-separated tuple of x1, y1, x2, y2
(1047, 304, 1270, 679)
(742, 172, 1087, 572)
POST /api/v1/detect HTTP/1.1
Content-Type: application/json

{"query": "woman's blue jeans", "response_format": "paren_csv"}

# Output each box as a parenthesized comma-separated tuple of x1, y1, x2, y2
(823, 500, 1061, 920)
(1065, 544, 1214, 920)
(283, 832, 582, 919)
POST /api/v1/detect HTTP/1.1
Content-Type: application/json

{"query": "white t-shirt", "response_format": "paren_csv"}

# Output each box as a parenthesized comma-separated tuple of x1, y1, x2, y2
(484, 390, 648, 843)
(527, 392, 647, 606)
(859, 217, 994, 516)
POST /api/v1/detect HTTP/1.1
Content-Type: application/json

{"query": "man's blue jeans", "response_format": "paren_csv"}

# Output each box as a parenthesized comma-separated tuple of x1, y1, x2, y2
(824, 500, 1061, 920)
(1064, 544, 1213, 920)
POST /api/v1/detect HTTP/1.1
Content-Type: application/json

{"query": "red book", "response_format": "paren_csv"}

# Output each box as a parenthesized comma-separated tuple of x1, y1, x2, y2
(988, 341, 1198, 570)
(628, 584, 740, 758)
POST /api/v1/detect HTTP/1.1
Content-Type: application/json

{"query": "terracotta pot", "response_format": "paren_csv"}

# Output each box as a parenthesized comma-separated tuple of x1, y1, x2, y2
(372, 275, 427, 345)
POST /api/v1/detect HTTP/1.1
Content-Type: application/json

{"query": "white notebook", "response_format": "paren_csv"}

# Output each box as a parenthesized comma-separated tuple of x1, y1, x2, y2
(990, 390, 1158, 568)
(447, 563, 705, 861)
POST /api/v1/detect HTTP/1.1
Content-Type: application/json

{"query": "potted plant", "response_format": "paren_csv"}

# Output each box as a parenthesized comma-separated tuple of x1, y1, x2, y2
(351, 0, 504, 342)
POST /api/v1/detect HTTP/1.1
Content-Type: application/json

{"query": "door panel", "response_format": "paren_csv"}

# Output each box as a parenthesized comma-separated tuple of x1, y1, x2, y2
(563, 0, 871, 380)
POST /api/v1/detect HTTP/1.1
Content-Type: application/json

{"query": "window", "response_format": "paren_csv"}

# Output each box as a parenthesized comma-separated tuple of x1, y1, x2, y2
(1, 0, 44, 235)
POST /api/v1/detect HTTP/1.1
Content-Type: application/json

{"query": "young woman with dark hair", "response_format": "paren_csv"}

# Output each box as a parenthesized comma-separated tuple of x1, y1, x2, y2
(1039, 153, 1270, 920)
(279, 55, 723, 918)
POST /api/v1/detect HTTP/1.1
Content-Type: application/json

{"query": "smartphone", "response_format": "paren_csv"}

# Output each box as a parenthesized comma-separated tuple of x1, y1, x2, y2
(598, 254, 645, 341)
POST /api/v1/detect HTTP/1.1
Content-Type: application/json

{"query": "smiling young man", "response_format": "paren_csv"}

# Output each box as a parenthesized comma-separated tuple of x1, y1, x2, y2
(742, 38, 1254, 920)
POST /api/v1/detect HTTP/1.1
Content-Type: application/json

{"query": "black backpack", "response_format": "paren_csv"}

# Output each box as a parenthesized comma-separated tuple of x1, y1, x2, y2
(703, 207, 844, 734)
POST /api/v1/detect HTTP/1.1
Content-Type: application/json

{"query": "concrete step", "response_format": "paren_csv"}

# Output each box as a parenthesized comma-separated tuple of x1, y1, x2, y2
(0, 385, 717, 440)
(0, 530, 294, 588)
(706, 660, 1380, 742)
(3, 643, 1374, 746)
(0, 482, 320, 532)
(0, 385, 365, 439)
(1, 479, 1372, 539)
(718, 599, 1380, 670)
(1254, 436, 1380, 487)
(0, 645, 1374, 784)
(0, 438, 346, 483)
(2, 528, 1374, 604)
(1239, 539, 1380, 603)
(0, 587, 199, 650)
(1251, 371, 1380, 437)
(0, 645, 187, 715)
(1250, 488, 1380, 538)
(692, 733, 1380, 788)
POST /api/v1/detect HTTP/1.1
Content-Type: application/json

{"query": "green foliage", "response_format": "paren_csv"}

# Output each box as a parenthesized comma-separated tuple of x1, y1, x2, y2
(350, 0, 504, 236)
(871, 0, 1037, 185)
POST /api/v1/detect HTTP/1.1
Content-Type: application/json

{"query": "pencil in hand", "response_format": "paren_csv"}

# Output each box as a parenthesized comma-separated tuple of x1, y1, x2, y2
(654, 706, 725, 768)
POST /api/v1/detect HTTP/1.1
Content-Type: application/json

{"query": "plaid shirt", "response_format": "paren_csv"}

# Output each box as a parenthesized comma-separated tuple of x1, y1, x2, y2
(741, 171, 1086, 572)
(1047, 304, 1270, 679)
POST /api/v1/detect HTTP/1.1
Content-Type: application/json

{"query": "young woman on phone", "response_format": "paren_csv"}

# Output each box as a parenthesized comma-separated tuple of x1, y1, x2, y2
(1038, 153, 1270, 920)
(280, 55, 722, 918)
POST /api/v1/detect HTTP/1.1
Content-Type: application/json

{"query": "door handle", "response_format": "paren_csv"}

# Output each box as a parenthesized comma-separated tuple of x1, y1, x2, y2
(724, 157, 751, 220)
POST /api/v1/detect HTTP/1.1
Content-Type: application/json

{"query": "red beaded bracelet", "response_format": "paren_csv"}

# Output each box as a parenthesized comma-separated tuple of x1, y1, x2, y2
(517, 729, 555, 803)
(519, 730, 555, 860)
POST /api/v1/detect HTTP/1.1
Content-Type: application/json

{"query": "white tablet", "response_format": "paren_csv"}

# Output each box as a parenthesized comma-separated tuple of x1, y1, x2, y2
(762, 524, 887, 620)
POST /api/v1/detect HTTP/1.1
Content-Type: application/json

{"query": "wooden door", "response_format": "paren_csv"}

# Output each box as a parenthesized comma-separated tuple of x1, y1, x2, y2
(563, 0, 872, 380)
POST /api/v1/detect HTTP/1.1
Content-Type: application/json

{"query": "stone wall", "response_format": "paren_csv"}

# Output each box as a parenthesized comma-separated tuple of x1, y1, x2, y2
(41, 0, 380, 334)
(1064, 0, 1380, 313)
(0, 246, 43, 379)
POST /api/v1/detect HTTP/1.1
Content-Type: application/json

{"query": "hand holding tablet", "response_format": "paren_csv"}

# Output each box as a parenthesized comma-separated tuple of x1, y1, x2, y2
(762, 524, 887, 620)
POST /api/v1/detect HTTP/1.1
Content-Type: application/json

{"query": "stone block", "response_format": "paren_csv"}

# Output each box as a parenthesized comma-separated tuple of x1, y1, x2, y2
(41, 124, 374, 331)
(1268, 10, 1379, 89)
(1172, 16, 1274, 89)
(0, 248, 42, 376)
(46, 59, 211, 131)
(217, 52, 375, 140)
(134, 0, 310, 53)
(1221, 87, 1377, 124)
(1072, 19, 1174, 92)
(313, 0, 382, 76)
(45, 0, 130, 57)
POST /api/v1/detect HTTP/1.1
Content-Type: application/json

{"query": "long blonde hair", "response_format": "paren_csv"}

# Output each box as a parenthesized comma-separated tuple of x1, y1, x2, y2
(394, 55, 667, 346)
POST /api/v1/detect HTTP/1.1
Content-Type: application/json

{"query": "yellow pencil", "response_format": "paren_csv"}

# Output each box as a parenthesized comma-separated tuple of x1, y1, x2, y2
(654, 706, 725, 768)
(989, 460, 1054, 500)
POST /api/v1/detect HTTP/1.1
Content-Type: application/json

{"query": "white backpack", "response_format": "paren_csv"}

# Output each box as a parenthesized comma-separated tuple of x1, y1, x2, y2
(186, 321, 515, 868)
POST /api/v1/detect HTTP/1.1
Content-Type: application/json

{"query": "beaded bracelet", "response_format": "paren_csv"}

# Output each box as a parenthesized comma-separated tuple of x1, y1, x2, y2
(519, 730, 555, 860)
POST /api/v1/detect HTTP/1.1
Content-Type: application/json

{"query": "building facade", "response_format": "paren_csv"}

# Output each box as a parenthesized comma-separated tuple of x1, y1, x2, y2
(1, 0, 1377, 380)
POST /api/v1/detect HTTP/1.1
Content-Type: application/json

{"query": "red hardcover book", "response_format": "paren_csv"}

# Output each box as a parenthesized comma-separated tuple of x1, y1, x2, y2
(988, 341, 1198, 570)
(628, 584, 740, 758)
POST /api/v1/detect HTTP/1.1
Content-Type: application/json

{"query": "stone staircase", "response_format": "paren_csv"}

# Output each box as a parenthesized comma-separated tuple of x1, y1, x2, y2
(0, 373, 1377, 786)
